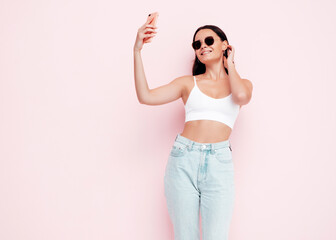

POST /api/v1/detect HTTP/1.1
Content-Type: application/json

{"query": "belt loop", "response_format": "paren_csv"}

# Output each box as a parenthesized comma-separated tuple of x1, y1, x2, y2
(210, 144, 215, 154)
(187, 142, 193, 151)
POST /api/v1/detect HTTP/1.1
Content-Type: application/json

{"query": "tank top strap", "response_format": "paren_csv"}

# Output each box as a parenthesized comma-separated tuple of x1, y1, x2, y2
(193, 76, 197, 85)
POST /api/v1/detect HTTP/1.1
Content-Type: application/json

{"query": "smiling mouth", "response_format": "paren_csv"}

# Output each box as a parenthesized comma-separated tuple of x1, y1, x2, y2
(201, 51, 212, 56)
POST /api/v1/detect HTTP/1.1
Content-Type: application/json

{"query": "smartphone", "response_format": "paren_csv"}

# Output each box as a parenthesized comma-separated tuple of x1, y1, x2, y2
(147, 12, 159, 26)
(144, 12, 159, 42)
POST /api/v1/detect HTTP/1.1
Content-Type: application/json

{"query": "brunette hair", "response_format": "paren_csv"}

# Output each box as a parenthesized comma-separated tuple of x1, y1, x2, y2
(191, 25, 230, 76)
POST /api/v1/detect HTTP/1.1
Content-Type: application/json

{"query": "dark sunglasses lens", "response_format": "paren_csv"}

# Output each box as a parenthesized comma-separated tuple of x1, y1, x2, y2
(192, 37, 214, 50)
(192, 40, 201, 50)
(205, 36, 214, 46)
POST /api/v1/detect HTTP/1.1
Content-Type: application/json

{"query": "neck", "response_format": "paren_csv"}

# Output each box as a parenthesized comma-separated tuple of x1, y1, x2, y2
(202, 61, 228, 81)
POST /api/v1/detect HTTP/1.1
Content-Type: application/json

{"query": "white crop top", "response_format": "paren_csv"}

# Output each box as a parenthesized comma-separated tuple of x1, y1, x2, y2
(184, 76, 240, 129)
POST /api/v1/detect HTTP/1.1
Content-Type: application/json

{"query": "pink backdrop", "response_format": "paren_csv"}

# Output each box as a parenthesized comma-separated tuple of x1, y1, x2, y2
(1, 0, 335, 239)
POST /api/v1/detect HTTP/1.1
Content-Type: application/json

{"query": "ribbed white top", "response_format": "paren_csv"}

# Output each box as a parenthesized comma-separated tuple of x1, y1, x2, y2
(184, 76, 240, 129)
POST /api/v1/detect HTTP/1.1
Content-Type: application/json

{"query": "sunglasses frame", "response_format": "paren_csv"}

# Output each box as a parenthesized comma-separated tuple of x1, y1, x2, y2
(192, 36, 215, 50)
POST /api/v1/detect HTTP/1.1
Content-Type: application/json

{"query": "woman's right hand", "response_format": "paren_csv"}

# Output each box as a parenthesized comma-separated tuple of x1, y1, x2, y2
(133, 17, 158, 52)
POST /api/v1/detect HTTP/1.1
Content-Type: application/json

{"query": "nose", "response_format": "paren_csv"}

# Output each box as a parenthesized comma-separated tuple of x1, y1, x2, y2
(200, 42, 208, 50)
(200, 42, 210, 51)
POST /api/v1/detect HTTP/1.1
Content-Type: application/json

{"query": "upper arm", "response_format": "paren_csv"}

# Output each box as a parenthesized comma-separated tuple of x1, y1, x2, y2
(140, 76, 186, 105)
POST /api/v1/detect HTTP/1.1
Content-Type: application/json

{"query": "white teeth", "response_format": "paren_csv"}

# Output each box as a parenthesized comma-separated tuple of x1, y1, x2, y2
(202, 51, 211, 55)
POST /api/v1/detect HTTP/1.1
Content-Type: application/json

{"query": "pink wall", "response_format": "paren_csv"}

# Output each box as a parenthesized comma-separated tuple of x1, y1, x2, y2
(1, 0, 336, 239)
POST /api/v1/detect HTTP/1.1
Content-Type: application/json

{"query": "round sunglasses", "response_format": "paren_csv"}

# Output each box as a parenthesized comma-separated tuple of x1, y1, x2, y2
(192, 36, 215, 50)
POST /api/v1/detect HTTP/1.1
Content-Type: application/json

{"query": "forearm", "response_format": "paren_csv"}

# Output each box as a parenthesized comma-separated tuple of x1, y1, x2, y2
(133, 49, 150, 103)
(227, 62, 249, 100)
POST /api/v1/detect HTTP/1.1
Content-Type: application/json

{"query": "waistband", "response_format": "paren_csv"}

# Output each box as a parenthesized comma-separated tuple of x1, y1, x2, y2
(174, 133, 232, 151)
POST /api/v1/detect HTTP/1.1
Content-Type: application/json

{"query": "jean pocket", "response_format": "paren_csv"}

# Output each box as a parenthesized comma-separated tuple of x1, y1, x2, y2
(214, 147, 232, 163)
(169, 141, 187, 157)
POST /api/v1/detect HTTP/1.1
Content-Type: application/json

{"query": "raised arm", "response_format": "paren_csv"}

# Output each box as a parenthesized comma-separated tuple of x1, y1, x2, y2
(137, 72, 185, 106)
(133, 16, 184, 106)
(134, 50, 184, 105)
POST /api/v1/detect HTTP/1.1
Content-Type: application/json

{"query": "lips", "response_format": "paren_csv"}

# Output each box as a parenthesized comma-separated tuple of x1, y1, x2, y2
(201, 50, 212, 55)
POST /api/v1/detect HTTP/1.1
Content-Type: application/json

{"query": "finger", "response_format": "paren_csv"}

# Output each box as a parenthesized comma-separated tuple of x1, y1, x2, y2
(141, 25, 157, 32)
(146, 24, 158, 29)
(144, 38, 153, 43)
(144, 28, 157, 33)
(144, 33, 157, 38)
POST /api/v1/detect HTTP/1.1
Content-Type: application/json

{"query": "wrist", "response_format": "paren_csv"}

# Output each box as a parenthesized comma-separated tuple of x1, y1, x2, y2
(133, 47, 141, 53)
(227, 61, 235, 68)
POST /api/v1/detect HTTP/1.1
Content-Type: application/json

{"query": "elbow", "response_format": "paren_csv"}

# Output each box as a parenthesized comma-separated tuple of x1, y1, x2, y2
(137, 95, 145, 104)
(236, 92, 252, 105)
(138, 98, 146, 105)
(137, 93, 147, 105)
(137, 91, 151, 105)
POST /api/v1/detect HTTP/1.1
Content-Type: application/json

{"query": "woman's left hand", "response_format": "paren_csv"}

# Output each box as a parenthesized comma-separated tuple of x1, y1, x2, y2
(226, 45, 235, 65)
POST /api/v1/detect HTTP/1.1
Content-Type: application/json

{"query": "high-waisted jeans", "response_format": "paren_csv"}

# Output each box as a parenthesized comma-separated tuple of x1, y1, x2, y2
(164, 133, 235, 240)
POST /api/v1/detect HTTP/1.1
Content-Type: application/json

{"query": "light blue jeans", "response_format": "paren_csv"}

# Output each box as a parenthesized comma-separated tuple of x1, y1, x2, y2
(164, 133, 235, 240)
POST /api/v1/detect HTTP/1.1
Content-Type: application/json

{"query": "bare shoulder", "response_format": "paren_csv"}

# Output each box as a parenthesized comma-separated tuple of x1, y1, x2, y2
(173, 75, 194, 90)
(173, 75, 193, 83)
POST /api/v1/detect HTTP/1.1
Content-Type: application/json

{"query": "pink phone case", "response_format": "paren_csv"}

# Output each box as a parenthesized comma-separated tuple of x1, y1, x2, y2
(144, 12, 159, 43)
(148, 12, 158, 26)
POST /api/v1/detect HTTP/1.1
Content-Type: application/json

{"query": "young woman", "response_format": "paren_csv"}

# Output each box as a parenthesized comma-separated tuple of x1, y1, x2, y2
(133, 16, 253, 240)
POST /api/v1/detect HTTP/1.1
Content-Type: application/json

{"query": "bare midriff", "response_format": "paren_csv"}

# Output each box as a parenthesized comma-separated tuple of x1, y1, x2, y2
(180, 120, 231, 143)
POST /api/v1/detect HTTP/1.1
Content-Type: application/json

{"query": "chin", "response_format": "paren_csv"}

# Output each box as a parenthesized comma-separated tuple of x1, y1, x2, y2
(199, 57, 219, 64)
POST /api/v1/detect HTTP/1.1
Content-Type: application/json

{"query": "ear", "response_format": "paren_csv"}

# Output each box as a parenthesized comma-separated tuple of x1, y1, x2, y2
(222, 40, 228, 52)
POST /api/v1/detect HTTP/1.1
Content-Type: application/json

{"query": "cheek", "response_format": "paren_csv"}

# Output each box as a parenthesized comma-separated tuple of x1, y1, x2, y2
(213, 45, 223, 54)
